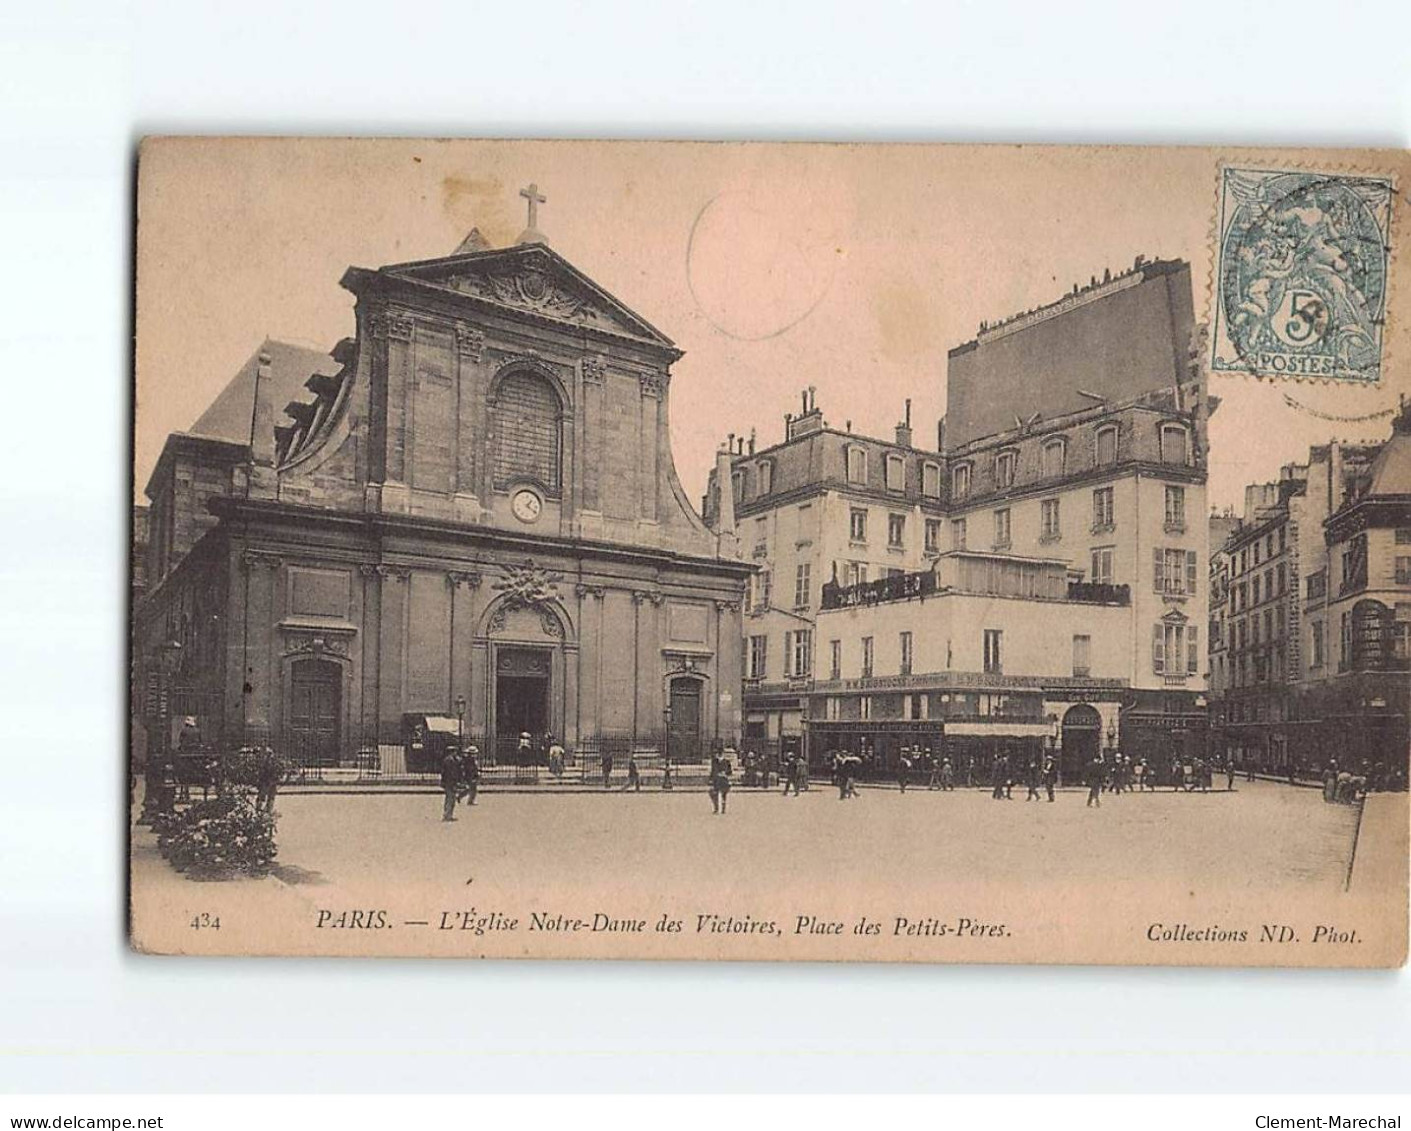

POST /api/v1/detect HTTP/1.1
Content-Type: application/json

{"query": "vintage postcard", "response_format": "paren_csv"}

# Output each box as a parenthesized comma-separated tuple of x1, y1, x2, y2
(129, 140, 1410, 965)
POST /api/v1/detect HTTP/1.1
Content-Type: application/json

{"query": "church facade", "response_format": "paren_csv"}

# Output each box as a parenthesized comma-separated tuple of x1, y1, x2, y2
(135, 212, 750, 770)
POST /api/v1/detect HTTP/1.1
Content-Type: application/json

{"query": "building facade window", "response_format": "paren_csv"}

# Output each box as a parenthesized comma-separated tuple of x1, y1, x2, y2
(859, 696, 872, 721)
(924, 518, 941, 553)
(1072, 634, 1091, 678)
(1397, 556, 1411, 585)
(494, 369, 563, 493)
(1152, 622, 1197, 675)
(885, 453, 905, 492)
(1040, 498, 1061, 540)
(888, 514, 906, 547)
(1160, 423, 1190, 465)
(747, 634, 768, 679)
(1310, 619, 1325, 668)
(1164, 485, 1186, 529)
(900, 631, 913, 676)
(994, 507, 1011, 548)
(952, 463, 971, 500)
(1154, 547, 1198, 597)
(861, 636, 874, 678)
(757, 461, 773, 496)
(922, 462, 941, 498)
(995, 450, 1016, 489)
(951, 517, 966, 550)
(1093, 487, 1114, 529)
(731, 471, 744, 505)
(1091, 546, 1114, 585)
(789, 629, 813, 678)
(829, 639, 841, 680)
(849, 507, 867, 542)
(1042, 438, 1066, 478)
(794, 562, 811, 610)
(845, 561, 868, 587)
(753, 568, 771, 611)
(983, 629, 1003, 674)
(1096, 425, 1118, 466)
(846, 446, 867, 485)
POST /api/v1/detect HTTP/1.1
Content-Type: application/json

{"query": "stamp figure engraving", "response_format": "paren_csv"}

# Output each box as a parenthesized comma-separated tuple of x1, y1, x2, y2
(1211, 167, 1394, 383)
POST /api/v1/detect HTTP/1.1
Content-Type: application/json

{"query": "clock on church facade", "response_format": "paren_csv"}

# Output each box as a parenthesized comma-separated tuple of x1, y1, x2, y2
(135, 209, 751, 771)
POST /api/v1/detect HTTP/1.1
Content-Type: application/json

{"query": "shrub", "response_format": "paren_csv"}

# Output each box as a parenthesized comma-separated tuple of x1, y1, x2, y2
(154, 793, 277, 879)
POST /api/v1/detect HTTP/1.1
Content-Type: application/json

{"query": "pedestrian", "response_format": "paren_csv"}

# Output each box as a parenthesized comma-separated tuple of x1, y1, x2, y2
(460, 746, 481, 807)
(1225, 757, 1236, 792)
(661, 757, 674, 791)
(709, 750, 732, 814)
(1022, 757, 1039, 801)
(625, 754, 641, 791)
(1245, 753, 1255, 783)
(1085, 752, 1104, 808)
(782, 753, 801, 797)
(547, 735, 565, 777)
(254, 745, 285, 815)
(1042, 752, 1057, 802)
(925, 748, 940, 790)
(845, 754, 862, 798)
(441, 745, 462, 822)
(601, 750, 614, 789)
(1323, 760, 1338, 803)
(517, 731, 533, 765)
(990, 753, 1006, 800)
(940, 756, 954, 791)
(897, 749, 912, 794)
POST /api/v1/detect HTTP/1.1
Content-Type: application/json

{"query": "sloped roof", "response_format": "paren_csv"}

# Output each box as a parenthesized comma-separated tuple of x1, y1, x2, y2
(189, 338, 339, 444)
(1366, 426, 1411, 496)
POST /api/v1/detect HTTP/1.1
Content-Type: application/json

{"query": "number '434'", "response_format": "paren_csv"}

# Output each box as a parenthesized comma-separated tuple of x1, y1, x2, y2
(189, 913, 220, 930)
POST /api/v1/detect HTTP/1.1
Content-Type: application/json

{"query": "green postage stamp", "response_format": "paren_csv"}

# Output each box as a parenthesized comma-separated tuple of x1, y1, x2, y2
(1211, 167, 1394, 383)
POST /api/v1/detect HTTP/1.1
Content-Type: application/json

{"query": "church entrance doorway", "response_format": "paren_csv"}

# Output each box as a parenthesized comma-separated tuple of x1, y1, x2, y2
(667, 677, 703, 764)
(1060, 703, 1102, 784)
(288, 658, 342, 766)
(495, 647, 551, 763)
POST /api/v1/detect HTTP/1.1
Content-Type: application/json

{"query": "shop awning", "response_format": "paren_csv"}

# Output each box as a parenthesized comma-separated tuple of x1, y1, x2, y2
(946, 721, 1053, 738)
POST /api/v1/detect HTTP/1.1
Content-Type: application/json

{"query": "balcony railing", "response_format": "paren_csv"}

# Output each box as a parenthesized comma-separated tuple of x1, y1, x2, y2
(820, 572, 1132, 611)
(821, 570, 937, 610)
(1066, 581, 1131, 605)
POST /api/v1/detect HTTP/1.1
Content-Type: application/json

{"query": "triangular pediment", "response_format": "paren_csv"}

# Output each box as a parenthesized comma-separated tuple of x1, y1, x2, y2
(382, 244, 675, 348)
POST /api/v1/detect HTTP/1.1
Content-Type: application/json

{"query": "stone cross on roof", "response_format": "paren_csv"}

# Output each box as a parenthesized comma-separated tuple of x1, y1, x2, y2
(520, 183, 546, 230)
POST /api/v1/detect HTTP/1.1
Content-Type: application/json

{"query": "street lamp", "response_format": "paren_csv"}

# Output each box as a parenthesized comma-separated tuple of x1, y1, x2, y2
(455, 695, 467, 751)
(139, 638, 183, 824)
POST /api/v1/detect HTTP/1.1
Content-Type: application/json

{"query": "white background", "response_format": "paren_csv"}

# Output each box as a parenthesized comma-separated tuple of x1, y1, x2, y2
(0, 0, 1408, 1095)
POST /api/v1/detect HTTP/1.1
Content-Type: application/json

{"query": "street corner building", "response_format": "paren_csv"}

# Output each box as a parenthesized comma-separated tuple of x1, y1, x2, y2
(703, 257, 1213, 780)
(133, 209, 751, 775)
(1208, 407, 1411, 777)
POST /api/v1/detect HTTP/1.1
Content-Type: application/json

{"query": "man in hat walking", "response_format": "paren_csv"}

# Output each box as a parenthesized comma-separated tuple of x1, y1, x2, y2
(441, 745, 462, 822)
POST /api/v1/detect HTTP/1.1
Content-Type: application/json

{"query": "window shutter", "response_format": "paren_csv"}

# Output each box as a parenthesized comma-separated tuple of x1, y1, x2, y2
(1188, 625, 1199, 674)
(782, 631, 792, 677)
(1186, 550, 1198, 596)
(1153, 548, 1165, 594)
(1152, 623, 1165, 674)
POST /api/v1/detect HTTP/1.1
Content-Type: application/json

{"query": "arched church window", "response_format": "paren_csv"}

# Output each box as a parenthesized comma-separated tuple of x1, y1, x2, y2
(494, 370, 562, 494)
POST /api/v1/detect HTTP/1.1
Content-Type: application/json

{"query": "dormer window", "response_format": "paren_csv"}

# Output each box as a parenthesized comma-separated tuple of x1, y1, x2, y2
(995, 450, 1016, 490)
(952, 462, 971, 500)
(731, 471, 744, 505)
(1042, 437, 1067, 478)
(922, 461, 941, 499)
(1096, 425, 1118, 466)
(846, 446, 867, 485)
(1160, 423, 1190, 466)
(757, 460, 773, 496)
(884, 453, 905, 492)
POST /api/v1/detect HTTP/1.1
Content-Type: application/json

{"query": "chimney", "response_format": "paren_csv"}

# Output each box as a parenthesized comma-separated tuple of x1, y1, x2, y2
(748, 428, 756, 456)
(713, 443, 739, 558)
(895, 398, 913, 448)
(936, 417, 945, 453)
